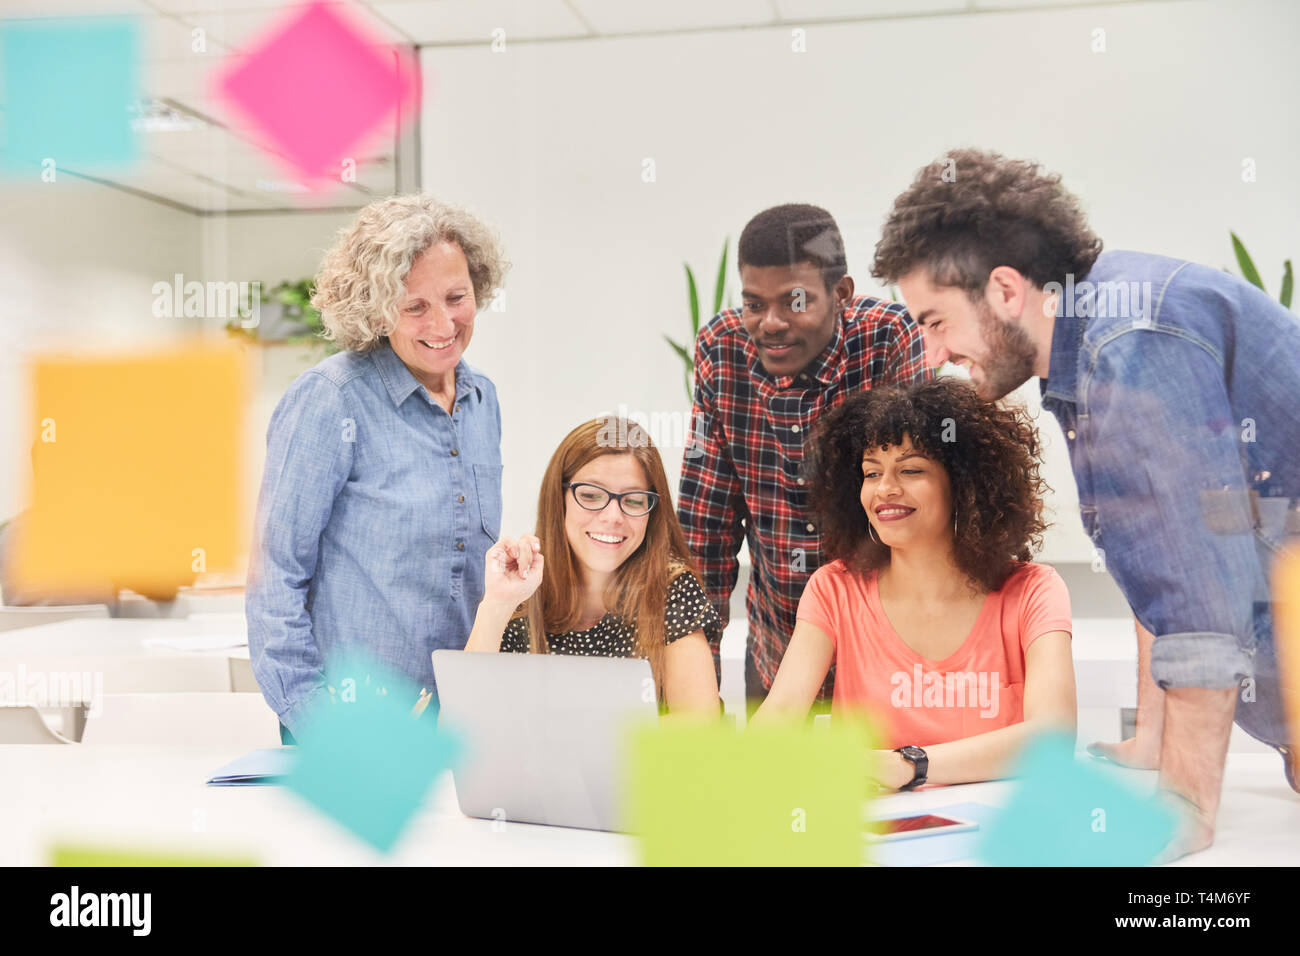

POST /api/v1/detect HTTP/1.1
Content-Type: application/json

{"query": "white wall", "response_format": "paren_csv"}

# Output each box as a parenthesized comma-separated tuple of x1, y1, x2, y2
(418, 0, 1300, 560)
(0, 183, 356, 544)
(199, 209, 360, 525)
(0, 180, 202, 520)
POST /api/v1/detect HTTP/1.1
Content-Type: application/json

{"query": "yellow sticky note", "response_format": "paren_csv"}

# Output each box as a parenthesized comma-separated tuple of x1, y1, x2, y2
(11, 345, 248, 599)
(1272, 545, 1300, 753)
(50, 843, 257, 867)
(624, 717, 877, 866)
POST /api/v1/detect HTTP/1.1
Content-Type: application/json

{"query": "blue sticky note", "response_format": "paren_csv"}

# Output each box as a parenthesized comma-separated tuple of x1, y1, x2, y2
(977, 733, 1178, 866)
(1, 17, 140, 174)
(284, 655, 460, 854)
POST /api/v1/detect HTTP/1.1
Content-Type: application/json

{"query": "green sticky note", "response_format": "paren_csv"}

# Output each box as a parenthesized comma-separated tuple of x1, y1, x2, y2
(284, 654, 461, 854)
(977, 733, 1178, 866)
(50, 845, 257, 867)
(625, 718, 877, 866)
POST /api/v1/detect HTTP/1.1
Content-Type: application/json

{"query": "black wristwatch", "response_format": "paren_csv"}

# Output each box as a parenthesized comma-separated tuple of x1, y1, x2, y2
(894, 745, 928, 790)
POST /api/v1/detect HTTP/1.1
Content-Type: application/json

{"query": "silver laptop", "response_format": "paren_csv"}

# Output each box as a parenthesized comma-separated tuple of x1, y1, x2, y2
(431, 650, 658, 832)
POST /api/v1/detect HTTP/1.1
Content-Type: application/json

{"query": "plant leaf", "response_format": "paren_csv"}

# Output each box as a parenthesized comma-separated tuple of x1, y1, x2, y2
(685, 265, 700, 333)
(663, 335, 694, 403)
(663, 334, 692, 366)
(712, 237, 729, 320)
(1281, 260, 1293, 309)
(1231, 232, 1265, 291)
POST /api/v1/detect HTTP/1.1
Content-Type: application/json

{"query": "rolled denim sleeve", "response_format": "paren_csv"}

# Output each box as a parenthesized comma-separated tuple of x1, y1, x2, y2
(1084, 331, 1263, 689)
(246, 370, 355, 737)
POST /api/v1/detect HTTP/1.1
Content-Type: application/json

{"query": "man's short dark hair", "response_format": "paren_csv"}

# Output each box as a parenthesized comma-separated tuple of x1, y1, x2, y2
(871, 148, 1103, 297)
(738, 203, 847, 292)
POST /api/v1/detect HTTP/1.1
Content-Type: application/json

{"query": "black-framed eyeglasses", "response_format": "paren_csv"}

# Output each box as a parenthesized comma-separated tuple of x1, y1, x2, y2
(566, 482, 659, 517)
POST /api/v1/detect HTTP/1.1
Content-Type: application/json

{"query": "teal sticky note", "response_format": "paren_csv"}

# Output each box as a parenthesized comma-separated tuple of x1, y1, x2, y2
(284, 655, 461, 854)
(1, 17, 140, 174)
(977, 733, 1178, 866)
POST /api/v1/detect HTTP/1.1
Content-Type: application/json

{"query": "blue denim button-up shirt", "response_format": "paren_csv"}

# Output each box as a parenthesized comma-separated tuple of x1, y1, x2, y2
(246, 340, 502, 736)
(1041, 250, 1300, 741)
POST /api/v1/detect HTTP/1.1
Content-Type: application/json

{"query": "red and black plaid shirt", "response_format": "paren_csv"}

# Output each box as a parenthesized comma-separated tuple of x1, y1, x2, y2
(677, 296, 929, 697)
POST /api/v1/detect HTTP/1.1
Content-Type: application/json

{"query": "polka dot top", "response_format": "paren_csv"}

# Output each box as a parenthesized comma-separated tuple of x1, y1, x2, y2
(500, 570, 720, 657)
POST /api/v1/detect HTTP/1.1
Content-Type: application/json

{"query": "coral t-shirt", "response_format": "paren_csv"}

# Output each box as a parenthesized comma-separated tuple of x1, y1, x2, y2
(796, 560, 1071, 749)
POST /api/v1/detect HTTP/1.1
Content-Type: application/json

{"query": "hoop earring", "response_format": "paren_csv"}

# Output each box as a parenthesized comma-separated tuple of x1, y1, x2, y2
(953, 505, 959, 537)
(867, 520, 880, 544)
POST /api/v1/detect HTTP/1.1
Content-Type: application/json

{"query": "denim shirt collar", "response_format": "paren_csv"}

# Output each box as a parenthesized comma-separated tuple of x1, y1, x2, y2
(372, 338, 481, 408)
(1041, 299, 1086, 406)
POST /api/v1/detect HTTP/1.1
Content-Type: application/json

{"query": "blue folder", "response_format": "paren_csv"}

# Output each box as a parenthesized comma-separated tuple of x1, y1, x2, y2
(206, 747, 296, 787)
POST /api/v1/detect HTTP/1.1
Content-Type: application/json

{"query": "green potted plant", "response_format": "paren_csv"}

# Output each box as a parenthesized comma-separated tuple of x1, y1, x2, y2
(1229, 232, 1293, 308)
(225, 278, 338, 352)
(665, 239, 732, 403)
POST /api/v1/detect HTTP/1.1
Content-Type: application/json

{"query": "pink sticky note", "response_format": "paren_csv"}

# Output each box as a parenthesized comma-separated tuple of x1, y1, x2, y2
(214, 2, 419, 187)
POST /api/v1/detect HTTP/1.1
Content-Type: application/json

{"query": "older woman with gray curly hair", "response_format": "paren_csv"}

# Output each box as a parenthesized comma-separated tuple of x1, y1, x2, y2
(246, 195, 509, 741)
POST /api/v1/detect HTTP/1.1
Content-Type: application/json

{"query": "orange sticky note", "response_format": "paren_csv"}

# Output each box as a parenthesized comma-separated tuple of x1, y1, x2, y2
(1272, 545, 1300, 754)
(11, 345, 249, 600)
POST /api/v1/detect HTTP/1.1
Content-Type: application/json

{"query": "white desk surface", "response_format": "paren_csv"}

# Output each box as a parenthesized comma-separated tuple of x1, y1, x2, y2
(0, 617, 249, 660)
(8, 614, 1129, 663)
(0, 745, 1292, 867)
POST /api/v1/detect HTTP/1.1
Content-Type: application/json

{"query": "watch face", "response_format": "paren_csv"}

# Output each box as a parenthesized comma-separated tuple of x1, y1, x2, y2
(900, 746, 925, 760)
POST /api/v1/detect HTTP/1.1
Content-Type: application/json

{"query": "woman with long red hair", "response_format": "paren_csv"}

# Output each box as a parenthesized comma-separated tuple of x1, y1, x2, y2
(464, 417, 721, 714)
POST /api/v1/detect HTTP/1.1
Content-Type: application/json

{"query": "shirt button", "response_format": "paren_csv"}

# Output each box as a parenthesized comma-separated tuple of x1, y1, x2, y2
(797, 477, 805, 485)
(456, 541, 465, 551)
(458, 494, 466, 503)
(806, 522, 815, 532)
(791, 424, 801, 433)
(1066, 430, 1076, 440)
(450, 449, 459, 457)
(455, 404, 460, 412)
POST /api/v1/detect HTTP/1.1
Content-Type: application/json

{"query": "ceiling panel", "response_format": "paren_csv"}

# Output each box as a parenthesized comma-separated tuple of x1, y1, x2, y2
(5, 0, 1151, 213)
(570, 0, 776, 34)
(370, 0, 589, 45)
(143, 12, 231, 57)
(774, 0, 968, 19)
(143, 0, 313, 14)
(173, 0, 413, 52)
(0, 0, 151, 18)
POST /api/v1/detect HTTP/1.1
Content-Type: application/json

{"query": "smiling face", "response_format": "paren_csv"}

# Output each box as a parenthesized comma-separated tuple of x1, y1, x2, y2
(897, 269, 1037, 401)
(860, 435, 954, 549)
(388, 240, 477, 391)
(740, 261, 852, 378)
(563, 453, 653, 580)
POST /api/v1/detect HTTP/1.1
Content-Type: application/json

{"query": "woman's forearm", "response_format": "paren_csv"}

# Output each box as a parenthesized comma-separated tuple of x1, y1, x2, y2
(464, 599, 518, 652)
(888, 714, 1074, 788)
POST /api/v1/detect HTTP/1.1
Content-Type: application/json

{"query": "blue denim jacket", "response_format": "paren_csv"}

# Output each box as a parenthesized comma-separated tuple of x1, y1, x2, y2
(246, 340, 502, 737)
(1041, 251, 1300, 745)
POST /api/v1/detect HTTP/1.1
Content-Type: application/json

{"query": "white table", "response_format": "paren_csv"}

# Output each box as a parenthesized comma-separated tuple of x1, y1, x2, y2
(0, 618, 252, 737)
(1, 615, 1268, 751)
(0, 745, 1292, 866)
(0, 617, 248, 658)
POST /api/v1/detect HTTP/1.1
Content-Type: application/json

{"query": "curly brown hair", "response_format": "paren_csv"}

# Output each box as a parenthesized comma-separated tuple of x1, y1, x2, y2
(806, 377, 1048, 592)
(871, 148, 1103, 297)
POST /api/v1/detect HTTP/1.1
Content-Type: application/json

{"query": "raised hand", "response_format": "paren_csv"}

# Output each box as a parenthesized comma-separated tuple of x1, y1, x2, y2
(482, 534, 544, 609)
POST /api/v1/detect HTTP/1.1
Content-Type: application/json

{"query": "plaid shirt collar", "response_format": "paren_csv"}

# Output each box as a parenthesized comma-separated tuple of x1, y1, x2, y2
(746, 309, 847, 391)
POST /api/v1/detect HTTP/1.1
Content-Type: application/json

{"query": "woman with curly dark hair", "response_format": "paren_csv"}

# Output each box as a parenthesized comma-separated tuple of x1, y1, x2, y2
(752, 377, 1076, 790)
